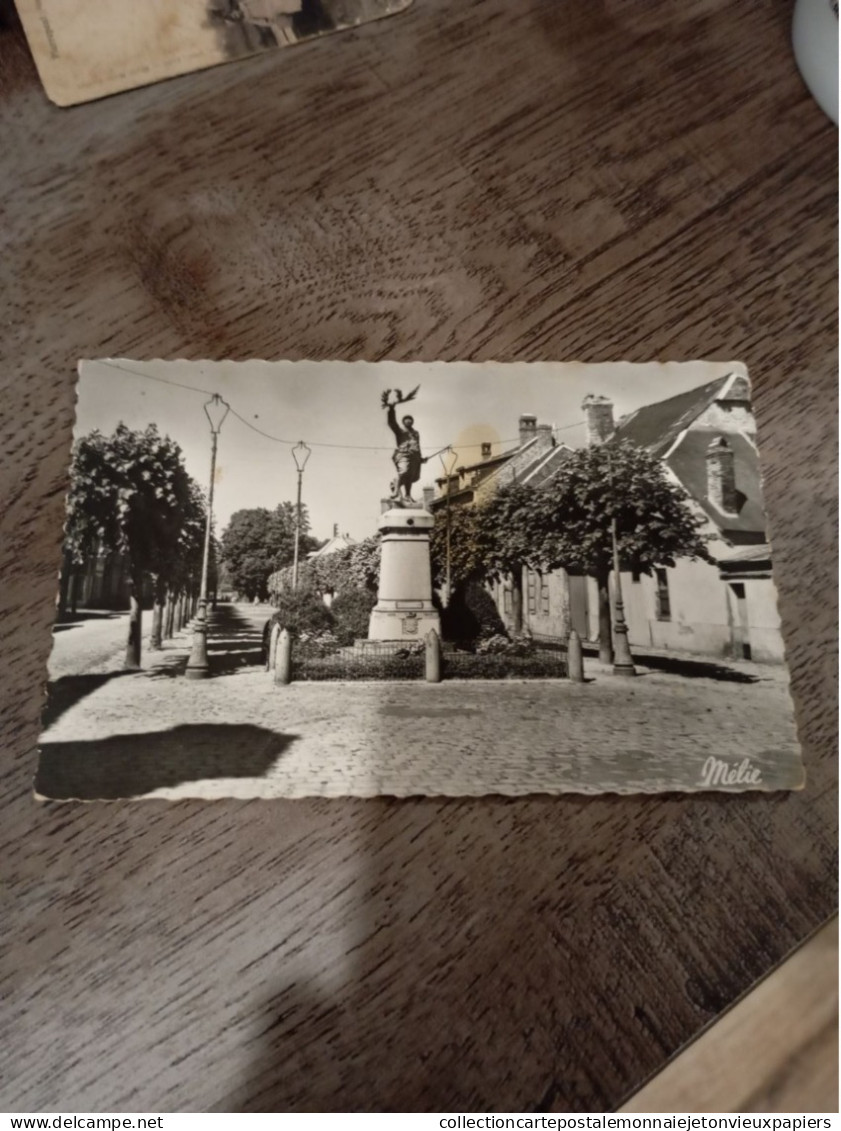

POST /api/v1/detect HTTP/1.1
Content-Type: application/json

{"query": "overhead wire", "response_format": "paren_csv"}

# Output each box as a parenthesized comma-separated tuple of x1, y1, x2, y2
(96, 359, 586, 455)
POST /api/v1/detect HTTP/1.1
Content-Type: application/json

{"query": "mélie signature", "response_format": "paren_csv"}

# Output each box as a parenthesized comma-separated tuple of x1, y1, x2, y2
(699, 755, 763, 788)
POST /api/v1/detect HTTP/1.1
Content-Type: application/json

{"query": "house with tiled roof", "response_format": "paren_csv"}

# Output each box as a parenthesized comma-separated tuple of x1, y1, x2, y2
(431, 414, 574, 506)
(575, 374, 785, 662)
(431, 376, 784, 663)
(307, 524, 357, 560)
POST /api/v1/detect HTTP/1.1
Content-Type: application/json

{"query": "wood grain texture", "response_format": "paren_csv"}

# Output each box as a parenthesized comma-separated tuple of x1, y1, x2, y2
(0, 0, 837, 1113)
(621, 918, 838, 1113)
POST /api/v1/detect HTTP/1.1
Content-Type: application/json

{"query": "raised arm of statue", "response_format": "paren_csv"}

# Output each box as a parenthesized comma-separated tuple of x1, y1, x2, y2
(386, 403, 402, 441)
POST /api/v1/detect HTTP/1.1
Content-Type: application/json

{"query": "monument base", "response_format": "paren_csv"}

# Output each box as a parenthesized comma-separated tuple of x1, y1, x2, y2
(368, 506, 441, 642)
(367, 606, 441, 643)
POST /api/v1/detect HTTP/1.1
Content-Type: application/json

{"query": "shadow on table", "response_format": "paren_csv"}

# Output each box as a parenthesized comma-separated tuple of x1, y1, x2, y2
(36, 722, 298, 800)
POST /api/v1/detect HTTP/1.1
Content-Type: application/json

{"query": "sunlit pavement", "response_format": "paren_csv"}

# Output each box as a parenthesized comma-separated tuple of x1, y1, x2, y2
(39, 603, 802, 801)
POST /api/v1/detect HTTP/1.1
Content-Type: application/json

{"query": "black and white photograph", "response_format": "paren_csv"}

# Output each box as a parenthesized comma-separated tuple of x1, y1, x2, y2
(37, 358, 804, 801)
(208, 0, 412, 55)
(14, 0, 412, 106)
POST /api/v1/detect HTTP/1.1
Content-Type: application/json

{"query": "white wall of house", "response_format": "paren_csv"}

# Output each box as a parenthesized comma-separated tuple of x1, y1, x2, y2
(580, 560, 783, 663)
(727, 576, 785, 662)
(620, 558, 731, 656)
(491, 567, 571, 638)
(489, 556, 786, 663)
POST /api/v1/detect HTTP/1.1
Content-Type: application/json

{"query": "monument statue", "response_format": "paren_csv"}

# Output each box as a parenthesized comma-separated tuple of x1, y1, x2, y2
(369, 384, 441, 642)
(381, 385, 427, 504)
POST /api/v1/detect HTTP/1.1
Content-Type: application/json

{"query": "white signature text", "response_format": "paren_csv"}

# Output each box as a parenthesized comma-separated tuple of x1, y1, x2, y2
(700, 755, 763, 788)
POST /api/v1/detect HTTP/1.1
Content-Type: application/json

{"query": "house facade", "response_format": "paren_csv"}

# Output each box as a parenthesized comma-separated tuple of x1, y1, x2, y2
(592, 374, 785, 663)
(432, 376, 785, 663)
(58, 542, 132, 613)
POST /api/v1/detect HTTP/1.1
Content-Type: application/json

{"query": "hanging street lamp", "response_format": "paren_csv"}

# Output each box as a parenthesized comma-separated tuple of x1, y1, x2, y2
(438, 446, 459, 608)
(611, 514, 636, 677)
(185, 393, 230, 680)
(291, 441, 312, 590)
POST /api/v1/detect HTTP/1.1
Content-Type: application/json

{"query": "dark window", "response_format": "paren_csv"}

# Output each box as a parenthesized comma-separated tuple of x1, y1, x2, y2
(631, 569, 642, 583)
(541, 580, 550, 616)
(503, 588, 512, 614)
(655, 568, 671, 621)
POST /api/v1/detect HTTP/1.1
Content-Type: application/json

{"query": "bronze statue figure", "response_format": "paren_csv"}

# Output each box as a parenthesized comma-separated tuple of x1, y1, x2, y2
(381, 386, 426, 504)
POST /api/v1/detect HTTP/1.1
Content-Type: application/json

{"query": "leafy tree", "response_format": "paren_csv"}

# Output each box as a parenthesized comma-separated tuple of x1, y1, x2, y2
(431, 484, 541, 634)
(340, 536, 381, 594)
(430, 504, 484, 595)
(473, 483, 545, 634)
(150, 479, 208, 650)
(330, 588, 377, 644)
(64, 424, 201, 668)
(440, 580, 507, 645)
(270, 586, 335, 638)
(268, 535, 382, 604)
(430, 442, 709, 657)
(220, 502, 318, 601)
(533, 441, 712, 661)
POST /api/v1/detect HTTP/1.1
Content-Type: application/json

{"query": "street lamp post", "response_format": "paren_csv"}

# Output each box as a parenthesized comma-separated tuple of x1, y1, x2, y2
(438, 447, 459, 607)
(291, 441, 311, 590)
(185, 394, 230, 680)
(611, 514, 636, 677)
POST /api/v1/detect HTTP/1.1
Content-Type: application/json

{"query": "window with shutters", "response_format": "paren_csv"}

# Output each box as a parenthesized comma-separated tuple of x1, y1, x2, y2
(654, 568, 671, 621)
(527, 571, 537, 616)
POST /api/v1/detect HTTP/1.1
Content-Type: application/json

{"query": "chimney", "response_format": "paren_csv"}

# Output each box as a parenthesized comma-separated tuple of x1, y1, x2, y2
(422, 485, 435, 511)
(333, 523, 339, 537)
(582, 395, 615, 446)
(481, 441, 493, 459)
(536, 422, 555, 451)
(706, 436, 738, 514)
(519, 414, 538, 447)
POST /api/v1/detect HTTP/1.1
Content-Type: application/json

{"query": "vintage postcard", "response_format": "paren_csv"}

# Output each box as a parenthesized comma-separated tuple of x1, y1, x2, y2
(16, 0, 412, 107)
(37, 358, 805, 801)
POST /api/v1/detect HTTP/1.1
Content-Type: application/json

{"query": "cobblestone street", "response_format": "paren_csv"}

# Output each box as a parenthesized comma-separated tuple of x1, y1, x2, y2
(38, 603, 804, 800)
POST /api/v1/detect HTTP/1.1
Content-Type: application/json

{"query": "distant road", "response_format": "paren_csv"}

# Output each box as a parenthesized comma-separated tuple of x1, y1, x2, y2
(47, 610, 134, 680)
(47, 603, 276, 681)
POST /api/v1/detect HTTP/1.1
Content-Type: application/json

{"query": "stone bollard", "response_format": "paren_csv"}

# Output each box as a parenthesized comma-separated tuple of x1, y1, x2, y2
(268, 622, 281, 672)
(425, 629, 442, 683)
(274, 628, 292, 686)
(568, 629, 584, 683)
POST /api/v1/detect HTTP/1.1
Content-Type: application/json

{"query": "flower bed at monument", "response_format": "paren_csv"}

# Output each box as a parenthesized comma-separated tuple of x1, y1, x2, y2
(442, 651, 567, 680)
(287, 637, 567, 681)
(292, 639, 425, 682)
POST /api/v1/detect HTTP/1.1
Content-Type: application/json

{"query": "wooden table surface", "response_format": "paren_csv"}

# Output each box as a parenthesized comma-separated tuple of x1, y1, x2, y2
(0, 0, 837, 1113)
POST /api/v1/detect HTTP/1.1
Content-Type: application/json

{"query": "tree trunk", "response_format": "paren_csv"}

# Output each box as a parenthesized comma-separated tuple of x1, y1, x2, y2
(125, 569, 143, 669)
(69, 568, 79, 616)
(164, 590, 175, 640)
(58, 551, 73, 617)
(596, 566, 613, 664)
(150, 577, 166, 650)
(510, 568, 524, 636)
(175, 591, 185, 632)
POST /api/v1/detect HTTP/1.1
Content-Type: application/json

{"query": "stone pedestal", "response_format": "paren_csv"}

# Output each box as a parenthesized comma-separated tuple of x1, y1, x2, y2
(368, 507, 441, 641)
